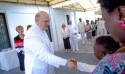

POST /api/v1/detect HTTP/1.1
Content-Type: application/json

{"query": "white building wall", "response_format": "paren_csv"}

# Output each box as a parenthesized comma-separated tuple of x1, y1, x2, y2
(75, 11, 86, 24)
(0, 3, 50, 49)
(51, 9, 76, 50)
(76, 10, 97, 24)
(0, 3, 76, 51)
(85, 10, 96, 21)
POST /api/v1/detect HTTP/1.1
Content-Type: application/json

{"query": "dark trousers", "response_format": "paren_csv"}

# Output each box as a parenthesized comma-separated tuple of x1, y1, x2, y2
(92, 31, 96, 37)
(63, 37, 71, 49)
(17, 51, 25, 71)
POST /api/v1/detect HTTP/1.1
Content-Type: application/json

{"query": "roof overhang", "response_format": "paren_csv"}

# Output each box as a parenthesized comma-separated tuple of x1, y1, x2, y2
(0, 0, 69, 6)
(0, 0, 100, 11)
(52, 0, 100, 12)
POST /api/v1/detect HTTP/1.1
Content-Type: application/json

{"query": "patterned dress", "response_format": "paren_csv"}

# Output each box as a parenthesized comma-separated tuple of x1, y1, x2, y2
(92, 53, 125, 74)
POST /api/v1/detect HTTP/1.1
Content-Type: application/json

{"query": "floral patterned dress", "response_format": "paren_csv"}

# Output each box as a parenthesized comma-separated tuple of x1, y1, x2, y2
(92, 53, 125, 74)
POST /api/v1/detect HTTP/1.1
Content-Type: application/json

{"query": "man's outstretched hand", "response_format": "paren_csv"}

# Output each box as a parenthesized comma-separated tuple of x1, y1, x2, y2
(66, 58, 77, 69)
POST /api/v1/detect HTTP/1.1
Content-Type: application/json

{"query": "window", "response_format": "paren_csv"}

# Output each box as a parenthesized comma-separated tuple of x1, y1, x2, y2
(66, 15, 70, 25)
(0, 13, 11, 52)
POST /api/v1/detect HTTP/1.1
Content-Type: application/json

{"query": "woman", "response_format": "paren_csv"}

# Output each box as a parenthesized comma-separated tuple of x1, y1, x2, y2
(61, 24, 71, 52)
(92, 0, 125, 73)
(91, 20, 97, 39)
(95, 20, 98, 37)
(85, 20, 92, 44)
(14, 25, 25, 71)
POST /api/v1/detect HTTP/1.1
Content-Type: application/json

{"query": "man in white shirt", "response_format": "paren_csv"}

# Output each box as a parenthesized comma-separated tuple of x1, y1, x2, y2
(100, 18, 107, 36)
(97, 18, 107, 37)
(24, 11, 77, 74)
(68, 20, 79, 51)
(78, 18, 85, 44)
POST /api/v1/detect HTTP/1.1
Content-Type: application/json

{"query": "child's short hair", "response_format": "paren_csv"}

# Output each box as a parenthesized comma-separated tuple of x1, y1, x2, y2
(95, 36, 120, 53)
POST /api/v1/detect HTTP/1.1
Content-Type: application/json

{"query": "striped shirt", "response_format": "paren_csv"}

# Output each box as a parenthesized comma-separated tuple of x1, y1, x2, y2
(14, 35, 24, 53)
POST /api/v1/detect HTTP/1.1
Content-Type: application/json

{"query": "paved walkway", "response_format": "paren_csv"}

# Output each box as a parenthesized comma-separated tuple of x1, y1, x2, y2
(59, 37, 95, 53)
(0, 52, 99, 74)
(0, 38, 99, 74)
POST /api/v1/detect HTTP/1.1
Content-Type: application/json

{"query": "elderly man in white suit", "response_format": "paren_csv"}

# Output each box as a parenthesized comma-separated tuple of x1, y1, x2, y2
(78, 18, 85, 44)
(97, 18, 107, 37)
(24, 11, 76, 74)
(68, 20, 79, 51)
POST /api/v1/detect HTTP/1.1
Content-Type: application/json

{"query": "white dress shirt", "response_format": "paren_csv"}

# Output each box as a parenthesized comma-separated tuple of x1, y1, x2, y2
(78, 22, 85, 32)
(77, 62, 96, 73)
(97, 20, 106, 30)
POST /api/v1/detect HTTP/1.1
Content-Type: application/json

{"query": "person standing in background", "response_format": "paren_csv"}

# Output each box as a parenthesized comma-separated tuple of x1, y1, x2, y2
(78, 18, 85, 44)
(97, 18, 102, 37)
(27, 25, 32, 30)
(94, 20, 98, 37)
(68, 19, 79, 51)
(61, 23, 71, 52)
(85, 20, 92, 45)
(91, 20, 97, 39)
(97, 18, 107, 37)
(100, 18, 107, 36)
(14, 25, 25, 71)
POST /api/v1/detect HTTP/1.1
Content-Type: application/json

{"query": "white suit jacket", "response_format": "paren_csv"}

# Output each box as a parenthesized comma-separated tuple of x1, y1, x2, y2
(68, 24, 78, 38)
(78, 22, 85, 32)
(97, 20, 106, 30)
(24, 24, 67, 74)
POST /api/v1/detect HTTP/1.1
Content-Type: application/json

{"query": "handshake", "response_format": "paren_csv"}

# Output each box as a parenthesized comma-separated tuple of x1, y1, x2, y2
(66, 58, 77, 69)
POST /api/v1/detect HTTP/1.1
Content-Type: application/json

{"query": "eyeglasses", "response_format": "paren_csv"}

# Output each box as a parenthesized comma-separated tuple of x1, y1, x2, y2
(39, 18, 50, 24)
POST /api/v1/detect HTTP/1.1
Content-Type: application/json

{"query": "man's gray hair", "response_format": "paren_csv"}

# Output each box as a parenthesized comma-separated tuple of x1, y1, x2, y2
(35, 13, 40, 21)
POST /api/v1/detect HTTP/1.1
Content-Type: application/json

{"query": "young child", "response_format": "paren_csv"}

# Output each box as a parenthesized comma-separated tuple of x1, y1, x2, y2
(77, 36, 120, 73)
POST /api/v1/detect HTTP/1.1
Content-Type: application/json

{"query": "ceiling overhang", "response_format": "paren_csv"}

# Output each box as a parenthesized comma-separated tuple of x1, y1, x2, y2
(0, 0, 69, 6)
(52, 0, 100, 12)
(0, 0, 100, 11)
